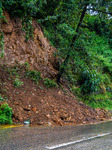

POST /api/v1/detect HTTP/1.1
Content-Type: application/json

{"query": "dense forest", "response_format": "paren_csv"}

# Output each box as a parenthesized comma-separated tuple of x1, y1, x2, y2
(0, 0, 112, 124)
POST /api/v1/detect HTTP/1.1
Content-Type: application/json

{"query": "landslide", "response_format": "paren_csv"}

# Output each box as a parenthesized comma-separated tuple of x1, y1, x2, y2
(0, 11, 111, 125)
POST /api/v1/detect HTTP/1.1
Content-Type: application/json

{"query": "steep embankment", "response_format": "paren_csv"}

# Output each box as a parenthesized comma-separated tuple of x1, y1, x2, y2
(1, 11, 57, 78)
(0, 64, 110, 125)
(0, 11, 111, 125)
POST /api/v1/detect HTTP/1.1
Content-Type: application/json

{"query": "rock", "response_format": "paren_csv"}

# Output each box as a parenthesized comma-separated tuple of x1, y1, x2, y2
(100, 118, 106, 121)
(32, 107, 37, 113)
(14, 101, 19, 105)
(24, 107, 31, 111)
(46, 114, 50, 118)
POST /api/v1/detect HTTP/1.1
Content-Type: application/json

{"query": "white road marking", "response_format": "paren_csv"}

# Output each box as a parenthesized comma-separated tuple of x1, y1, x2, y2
(45, 132, 112, 149)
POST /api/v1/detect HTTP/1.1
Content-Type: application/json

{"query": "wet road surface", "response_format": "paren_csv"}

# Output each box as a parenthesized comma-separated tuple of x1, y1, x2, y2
(0, 121, 112, 150)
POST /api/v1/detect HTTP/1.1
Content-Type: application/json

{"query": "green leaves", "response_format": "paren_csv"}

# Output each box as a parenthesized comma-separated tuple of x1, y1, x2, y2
(2, 0, 38, 17)
(0, 103, 13, 125)
(80, 69, 102, 94)
(25, 70, 41, 84)
(43, 78, 57, 88)
(13, 78, 23, 87)
(0, 31, 4, 58)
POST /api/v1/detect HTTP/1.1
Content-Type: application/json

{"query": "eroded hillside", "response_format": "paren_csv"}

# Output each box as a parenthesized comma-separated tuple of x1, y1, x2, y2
(1, 11, 57, 78)
(0, 64, 110, 125)
(0, 11, 111, 125)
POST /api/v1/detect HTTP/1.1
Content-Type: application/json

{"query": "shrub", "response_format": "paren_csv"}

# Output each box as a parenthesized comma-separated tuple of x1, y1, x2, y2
(0, 103, 13, 125)
(24, 62, 29, 69)
(83, 92, 112, 110)
(13, 78, 23, 87)
(71, 86, 81, 98)
(79, 69, 102, 94)
(0, 95, 5, 102)
(44, 78, 57, 88)
(25, 70, 41, 83)
(2, 0, 38, 18)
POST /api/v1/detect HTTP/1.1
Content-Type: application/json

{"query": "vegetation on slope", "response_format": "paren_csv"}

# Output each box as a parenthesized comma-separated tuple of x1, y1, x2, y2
(0, 0, 112, 124)
(0, 64, 110, 125)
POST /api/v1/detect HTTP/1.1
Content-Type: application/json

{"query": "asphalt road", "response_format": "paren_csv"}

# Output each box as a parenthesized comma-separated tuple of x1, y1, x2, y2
(0, 121, 112, 150)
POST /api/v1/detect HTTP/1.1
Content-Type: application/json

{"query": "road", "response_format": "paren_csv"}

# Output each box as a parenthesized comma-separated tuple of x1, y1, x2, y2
(0, 121, 112, 150)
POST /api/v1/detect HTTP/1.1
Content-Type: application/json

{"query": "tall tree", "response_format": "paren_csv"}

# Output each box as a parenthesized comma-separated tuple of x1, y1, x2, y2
(57, 0, 90, 83)
(56, 0, 112, 84)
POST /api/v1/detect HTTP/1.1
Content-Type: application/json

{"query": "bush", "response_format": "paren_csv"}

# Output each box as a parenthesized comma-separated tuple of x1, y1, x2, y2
(79, 69, 102, 94)
(71, 86, 82, 98)
(24, 62, 29, 69)
(13, 78, 23, 87)
(0, 103, 13, 125)
(2, 0, 38, 18)
(25, 70, 41, 84)
(0, 95, 5, 102)
(44, 78, 57, 88)
(83, 92, 112, 110)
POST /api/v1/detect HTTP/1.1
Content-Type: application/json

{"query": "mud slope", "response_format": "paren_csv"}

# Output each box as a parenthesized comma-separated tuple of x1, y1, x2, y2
(1, 11, 57, 78)
(0, 65, 110, 125)
(0, 12, 111, 125)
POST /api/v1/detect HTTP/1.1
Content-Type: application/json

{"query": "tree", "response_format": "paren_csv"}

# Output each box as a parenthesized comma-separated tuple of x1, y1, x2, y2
(56, 0, 112, 84)
(57, 0, 90, 83)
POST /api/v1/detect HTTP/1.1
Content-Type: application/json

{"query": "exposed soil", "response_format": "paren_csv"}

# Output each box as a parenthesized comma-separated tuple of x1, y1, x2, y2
(0, 65, 111, 126)
(1, 11, 57, 79)
(0, 11, 111, 126)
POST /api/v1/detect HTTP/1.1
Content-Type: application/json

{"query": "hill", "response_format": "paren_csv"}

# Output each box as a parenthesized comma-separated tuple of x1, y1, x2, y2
(0, 11, 111, 125)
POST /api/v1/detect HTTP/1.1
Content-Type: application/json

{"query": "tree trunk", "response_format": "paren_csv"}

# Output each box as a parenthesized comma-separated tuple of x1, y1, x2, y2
(57, 2, 89, 84)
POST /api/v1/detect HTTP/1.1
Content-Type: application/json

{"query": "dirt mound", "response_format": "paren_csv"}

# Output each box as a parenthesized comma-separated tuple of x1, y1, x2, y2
(0, 65, 110, 125)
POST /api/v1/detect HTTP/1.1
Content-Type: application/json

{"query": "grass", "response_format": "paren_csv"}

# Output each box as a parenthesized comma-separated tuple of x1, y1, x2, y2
(83, 92, 112, 110)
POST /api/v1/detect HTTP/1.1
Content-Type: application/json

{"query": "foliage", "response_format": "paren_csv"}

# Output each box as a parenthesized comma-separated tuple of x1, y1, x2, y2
(1, 0, 112, 109)
(25, 70, 41, 84)
(71, 86, 82, 98)
(22, 16, 33, 42)
(2, 0, 38, 18)
(13, 78, 23, 87)
(8, 67, 19, 76)
(79, 69, 102, 94)
(44, 78, 57, 88)
(0, 2, 4, 57)
(83, 92, 112, 110)
(0, 95, 5, 102)
(0, 103, 13, 125)
(0, 31, 4, 58)
(24, 62, 29, 69)
(2, 0, 42, 42)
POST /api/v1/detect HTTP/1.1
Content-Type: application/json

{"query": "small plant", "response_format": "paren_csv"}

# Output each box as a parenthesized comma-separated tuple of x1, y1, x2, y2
(44, 78, 57, 88)
(71, 86, 82, 98)
(24, 62, 29, 69)
(13, 78, 23, 87)
(8, 67, 19, 76)
(22, 16, 33, 42)
(0, 95, 5, 102)
(0, 103, 13, 125)
(0, 31, 4, 58)
(25, 70, 41, 84)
